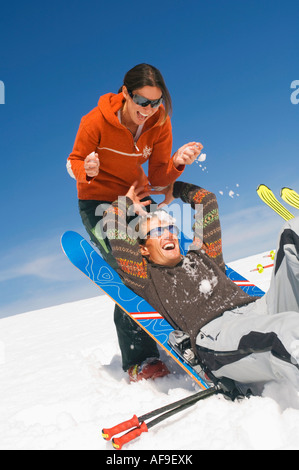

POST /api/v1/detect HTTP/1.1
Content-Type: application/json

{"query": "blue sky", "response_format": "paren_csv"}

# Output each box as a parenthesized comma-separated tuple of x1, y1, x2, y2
(0, 0, 298, 317)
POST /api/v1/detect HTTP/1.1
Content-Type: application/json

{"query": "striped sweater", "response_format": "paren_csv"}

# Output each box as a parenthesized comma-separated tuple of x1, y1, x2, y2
(103, 182, 257, 351)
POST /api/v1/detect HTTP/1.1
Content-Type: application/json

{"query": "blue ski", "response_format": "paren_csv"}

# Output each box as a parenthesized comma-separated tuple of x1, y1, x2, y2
(61, 231, 264, 389)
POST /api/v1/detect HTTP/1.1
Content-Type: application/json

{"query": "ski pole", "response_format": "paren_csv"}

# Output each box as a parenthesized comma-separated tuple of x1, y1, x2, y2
(112, 387, 218, 450)
(263, 250, 275, 260)
(102, 387, 218, 448)
(102, 387, 215, 441)
(250, 263, 274, 273)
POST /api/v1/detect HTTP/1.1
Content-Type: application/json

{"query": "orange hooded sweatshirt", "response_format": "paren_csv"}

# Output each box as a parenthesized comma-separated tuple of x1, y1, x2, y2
(67, 93, 185, 201)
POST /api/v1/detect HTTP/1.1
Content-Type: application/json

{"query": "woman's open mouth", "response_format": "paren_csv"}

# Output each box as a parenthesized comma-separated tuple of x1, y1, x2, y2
(137, 110, 150, 122)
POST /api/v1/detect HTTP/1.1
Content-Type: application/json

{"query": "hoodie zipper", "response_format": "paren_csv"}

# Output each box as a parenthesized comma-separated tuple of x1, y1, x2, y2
(118, 109, 143, 155)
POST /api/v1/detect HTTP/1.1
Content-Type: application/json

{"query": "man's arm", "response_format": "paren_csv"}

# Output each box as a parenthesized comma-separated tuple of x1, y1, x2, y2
(173, 182, 226, 272)
(102, 191, 150, 293)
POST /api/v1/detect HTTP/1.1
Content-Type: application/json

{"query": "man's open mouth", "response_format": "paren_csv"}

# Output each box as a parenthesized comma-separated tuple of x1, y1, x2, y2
(162, 242, 176, 251)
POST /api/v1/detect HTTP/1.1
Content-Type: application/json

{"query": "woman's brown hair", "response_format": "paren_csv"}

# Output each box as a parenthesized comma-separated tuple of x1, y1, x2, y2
(119, 63, 172, 124)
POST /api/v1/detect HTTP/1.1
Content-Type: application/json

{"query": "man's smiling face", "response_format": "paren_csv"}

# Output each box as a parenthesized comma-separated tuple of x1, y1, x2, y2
(139, 216, 182, 267)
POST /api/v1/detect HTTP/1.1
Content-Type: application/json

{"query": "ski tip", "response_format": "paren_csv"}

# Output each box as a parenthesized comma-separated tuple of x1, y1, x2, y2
(280, 187, 292, 196)
(61, 230, 80, 242)
(60, 231, 84, 252)
(61, 231, 71, 245)
(257, 183, 270, 190)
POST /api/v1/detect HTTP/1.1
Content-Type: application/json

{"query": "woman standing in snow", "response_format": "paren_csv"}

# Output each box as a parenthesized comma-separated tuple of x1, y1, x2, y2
(67, 63, 203, 381)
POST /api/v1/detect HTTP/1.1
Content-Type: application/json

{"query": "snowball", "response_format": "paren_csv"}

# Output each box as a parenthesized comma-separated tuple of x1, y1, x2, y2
(197, 153, 206, 162)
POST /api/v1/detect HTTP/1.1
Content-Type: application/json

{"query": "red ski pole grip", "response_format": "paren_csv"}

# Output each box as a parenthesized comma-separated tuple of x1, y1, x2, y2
(112, 422, 148, 450)
(102, 415, 140, 441)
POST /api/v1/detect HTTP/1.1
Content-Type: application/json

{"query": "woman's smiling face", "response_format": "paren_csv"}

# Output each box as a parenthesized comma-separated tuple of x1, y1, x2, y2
(122, 85, 162, 126)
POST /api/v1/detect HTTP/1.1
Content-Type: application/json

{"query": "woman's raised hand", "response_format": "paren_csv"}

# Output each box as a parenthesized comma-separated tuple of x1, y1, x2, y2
(126, 182, 151, 216)
(84, 152, 100, 178)
(173, 142, 203, 168)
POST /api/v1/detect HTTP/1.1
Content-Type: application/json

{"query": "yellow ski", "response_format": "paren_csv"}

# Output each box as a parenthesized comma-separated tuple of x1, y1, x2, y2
(257, 184, 294, 221)
(281, 187, 299, 210)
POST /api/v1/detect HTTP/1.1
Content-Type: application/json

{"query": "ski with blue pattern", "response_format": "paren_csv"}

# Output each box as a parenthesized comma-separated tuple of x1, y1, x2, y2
(61, 231, 264, 389)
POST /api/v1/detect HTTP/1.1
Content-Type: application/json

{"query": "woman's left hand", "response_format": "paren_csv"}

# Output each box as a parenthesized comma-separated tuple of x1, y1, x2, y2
(173, 142, 203, 168)
(126, 182, 151, 216)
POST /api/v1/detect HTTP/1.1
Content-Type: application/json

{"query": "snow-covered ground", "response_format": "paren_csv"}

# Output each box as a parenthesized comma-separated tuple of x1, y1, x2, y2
(1, 251, 299, 450)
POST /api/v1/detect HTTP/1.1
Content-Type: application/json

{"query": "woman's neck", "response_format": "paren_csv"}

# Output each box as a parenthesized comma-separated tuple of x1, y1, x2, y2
(121, 104, 138, 135)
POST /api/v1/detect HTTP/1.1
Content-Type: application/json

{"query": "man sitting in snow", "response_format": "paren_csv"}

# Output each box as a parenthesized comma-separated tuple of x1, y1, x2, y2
(103, 181, 299, 390)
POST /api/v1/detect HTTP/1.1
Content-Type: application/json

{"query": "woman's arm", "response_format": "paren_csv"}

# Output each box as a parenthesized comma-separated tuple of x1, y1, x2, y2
(148, 118, 203, 189)
(147, 119, 183, 189)
(67, 118, 100, 183)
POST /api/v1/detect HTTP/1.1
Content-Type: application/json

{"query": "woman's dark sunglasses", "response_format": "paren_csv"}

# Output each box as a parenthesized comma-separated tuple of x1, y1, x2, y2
(128, 90, 163, 108)
(140, 224, 180, 244)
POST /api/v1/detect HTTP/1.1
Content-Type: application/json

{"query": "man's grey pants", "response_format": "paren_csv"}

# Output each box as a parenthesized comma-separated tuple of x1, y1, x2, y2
(196, 217, 299, 387)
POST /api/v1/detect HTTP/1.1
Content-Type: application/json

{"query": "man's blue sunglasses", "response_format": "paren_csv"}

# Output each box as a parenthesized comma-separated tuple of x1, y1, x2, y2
(140, 224, 180, 244)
